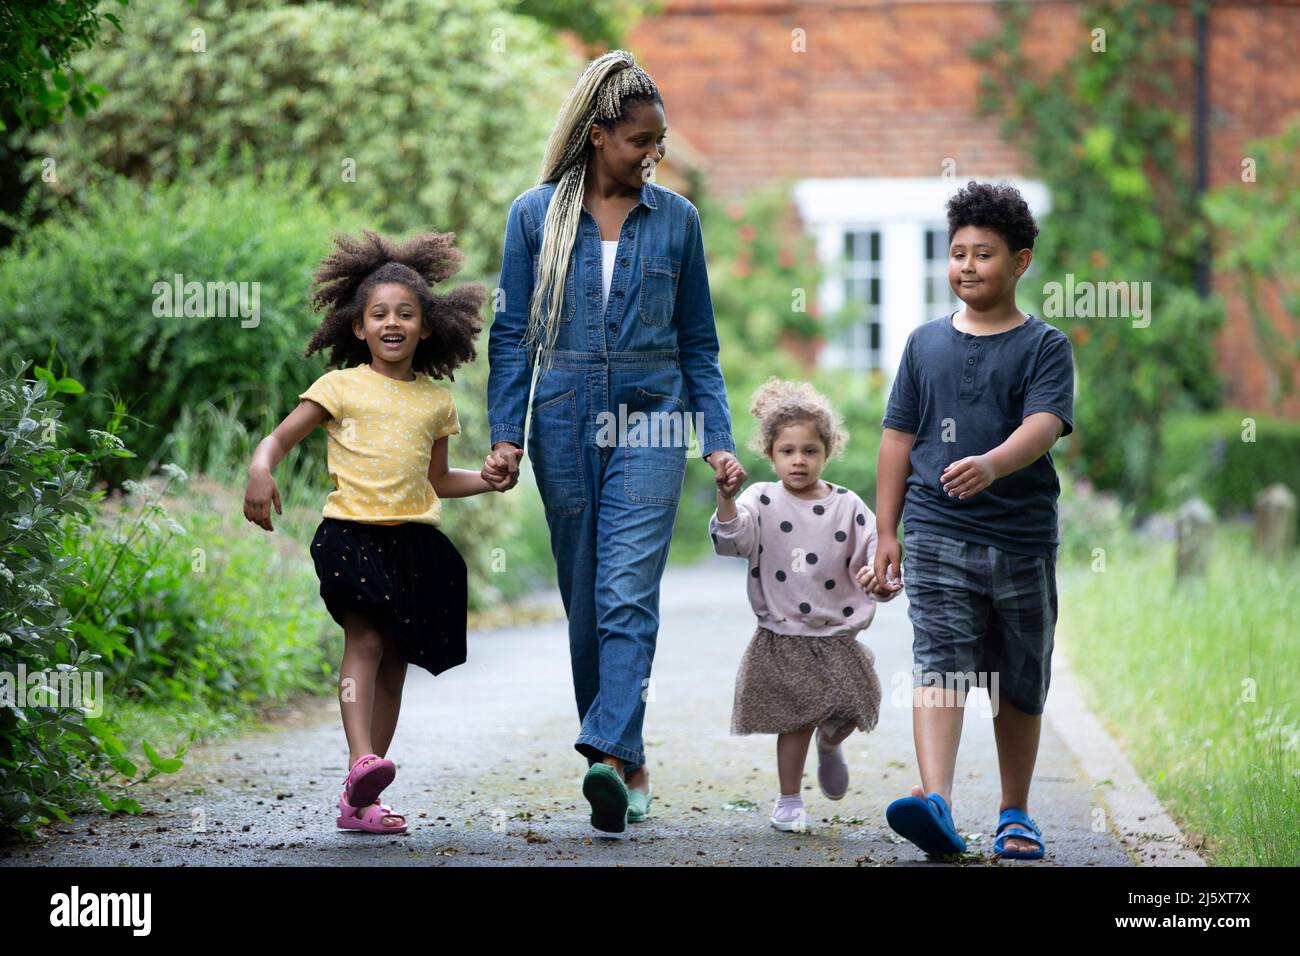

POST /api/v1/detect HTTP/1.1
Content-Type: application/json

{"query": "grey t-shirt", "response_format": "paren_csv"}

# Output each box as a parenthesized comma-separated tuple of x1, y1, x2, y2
(880, 311, 1075, 558)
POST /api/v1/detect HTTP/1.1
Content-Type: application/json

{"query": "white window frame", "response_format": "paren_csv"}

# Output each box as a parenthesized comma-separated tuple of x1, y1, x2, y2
(793, 177, 1051, 379)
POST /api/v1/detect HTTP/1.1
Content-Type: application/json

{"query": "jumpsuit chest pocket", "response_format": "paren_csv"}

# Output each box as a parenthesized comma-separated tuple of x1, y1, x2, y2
(532, 253, 576, 323)
(638, 256, 679, 327)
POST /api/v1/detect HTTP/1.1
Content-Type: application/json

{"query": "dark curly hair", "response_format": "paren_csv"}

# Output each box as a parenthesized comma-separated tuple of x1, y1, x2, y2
(304, 229, 486, 380)
(946, 181, 1039, 254)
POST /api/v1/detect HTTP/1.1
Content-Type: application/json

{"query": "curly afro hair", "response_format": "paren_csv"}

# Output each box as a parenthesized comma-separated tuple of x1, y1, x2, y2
(946, 181, 1039, 254)
(746, 376, 850, 462)
(304, 229, 486, 380)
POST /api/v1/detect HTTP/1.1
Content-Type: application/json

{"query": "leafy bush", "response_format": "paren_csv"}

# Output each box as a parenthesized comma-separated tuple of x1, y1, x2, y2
(61, 472, 337, 710)
(1204, 118, 1300, 409)
(1057, 468, 1133, 566)
(0, 355, 182, 838)
(0, 166, 360, 479)
(11, 0, 575, 276)
(0, 0, 119, 129)
(1157, 410, 1300, 517)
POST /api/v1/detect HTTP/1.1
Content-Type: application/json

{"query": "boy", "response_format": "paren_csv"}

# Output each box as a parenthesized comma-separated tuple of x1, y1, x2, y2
(859, 181, 1075, 860)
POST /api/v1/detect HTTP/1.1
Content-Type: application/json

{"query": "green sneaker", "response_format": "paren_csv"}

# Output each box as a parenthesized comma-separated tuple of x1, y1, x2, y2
(627, 784, 653, 823)
(582, 764, 629, 833)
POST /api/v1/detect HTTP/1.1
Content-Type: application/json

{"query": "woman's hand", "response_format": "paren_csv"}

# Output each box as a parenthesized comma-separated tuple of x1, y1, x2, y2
(244, 467, 282, 531)
(482, 442, 523, 492)
(705, 450, 746, 498)
(716, 459, 745, 500)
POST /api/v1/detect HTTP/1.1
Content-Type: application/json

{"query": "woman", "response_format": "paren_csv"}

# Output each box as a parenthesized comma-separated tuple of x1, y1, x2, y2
(482, 50, 746, 833)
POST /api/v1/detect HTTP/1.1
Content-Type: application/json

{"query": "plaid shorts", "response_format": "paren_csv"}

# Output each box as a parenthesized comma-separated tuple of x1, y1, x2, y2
(902, 528, 1058, 715)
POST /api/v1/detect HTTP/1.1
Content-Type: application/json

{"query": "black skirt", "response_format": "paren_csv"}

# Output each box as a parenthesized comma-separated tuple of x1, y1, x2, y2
(310, 517, 468, 676)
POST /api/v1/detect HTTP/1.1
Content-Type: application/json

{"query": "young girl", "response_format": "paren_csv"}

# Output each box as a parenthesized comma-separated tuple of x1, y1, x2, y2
(710, 378, 894, 832)
(243, 228, 509, 835)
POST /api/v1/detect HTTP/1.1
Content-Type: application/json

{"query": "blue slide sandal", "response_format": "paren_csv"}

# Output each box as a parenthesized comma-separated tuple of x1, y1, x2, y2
(993, 807, 1045, 860)
(885, 792, 967, 856)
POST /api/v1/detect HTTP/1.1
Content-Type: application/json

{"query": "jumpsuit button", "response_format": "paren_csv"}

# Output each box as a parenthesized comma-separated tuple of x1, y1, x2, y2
(608, 323, 617, 332)
(620, 259, 628, 267)
(615, 290, 624, 298)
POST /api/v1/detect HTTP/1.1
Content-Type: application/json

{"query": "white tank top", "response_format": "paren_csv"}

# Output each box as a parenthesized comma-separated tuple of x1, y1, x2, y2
(601, 240, 619, 313)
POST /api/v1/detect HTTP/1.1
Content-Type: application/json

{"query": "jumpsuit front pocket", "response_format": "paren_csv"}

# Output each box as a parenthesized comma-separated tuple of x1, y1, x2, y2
(528, 388, 587, 516)
(624, 386, 688, 506)
(638, 256, 679, 327)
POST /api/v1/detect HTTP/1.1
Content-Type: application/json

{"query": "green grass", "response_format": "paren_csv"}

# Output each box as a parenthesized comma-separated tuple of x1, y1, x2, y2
(1058, 525, 1299, 866)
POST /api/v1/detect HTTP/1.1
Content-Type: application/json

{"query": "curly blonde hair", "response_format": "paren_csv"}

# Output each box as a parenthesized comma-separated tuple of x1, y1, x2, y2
(746, 377, 849, 461)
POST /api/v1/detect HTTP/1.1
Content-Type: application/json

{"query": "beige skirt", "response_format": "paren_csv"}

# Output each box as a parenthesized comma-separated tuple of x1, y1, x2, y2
(732, 624, 882, 735)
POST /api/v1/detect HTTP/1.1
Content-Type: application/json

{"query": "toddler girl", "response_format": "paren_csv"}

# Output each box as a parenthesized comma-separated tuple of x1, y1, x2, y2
(243, 228, 509, 834)
(710, 377, 895, 832)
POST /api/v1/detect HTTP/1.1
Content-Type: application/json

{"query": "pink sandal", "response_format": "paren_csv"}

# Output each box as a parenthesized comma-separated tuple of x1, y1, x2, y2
(341, 753, 395, 808)
(336, 794, 408, 834)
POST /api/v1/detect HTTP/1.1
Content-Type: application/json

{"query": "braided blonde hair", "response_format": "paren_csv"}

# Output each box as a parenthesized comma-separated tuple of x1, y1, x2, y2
(526, 50, 661, 377)
(747, 377, 850, 461)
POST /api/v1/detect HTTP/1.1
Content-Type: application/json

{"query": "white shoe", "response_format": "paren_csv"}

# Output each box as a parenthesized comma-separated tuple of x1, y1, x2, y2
(770, 799, 812, 833)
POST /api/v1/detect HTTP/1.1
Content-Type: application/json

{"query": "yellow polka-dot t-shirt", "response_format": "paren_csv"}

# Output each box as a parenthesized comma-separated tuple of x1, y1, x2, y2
(298, 364, 460, 527)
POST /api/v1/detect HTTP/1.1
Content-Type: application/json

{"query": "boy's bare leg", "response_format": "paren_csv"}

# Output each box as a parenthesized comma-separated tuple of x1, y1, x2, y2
(991, 696, 1042, 853)
(909, 684, 966, 804)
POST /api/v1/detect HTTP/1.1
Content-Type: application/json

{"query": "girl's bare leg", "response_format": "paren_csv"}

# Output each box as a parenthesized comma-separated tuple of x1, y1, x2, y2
(338, 613, 405, 828)
(776, 728, 815, 796)
(370, 626, 407, 757)
(820, 719, 855, 748)
(340, 610, 383, 764)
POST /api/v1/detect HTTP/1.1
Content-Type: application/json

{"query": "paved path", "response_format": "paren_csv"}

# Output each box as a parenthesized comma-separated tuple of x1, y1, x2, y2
(4, 557, 1140, 866)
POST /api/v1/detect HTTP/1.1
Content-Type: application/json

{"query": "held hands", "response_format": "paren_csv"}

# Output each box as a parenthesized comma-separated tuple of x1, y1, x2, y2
(482, 442, 524, 493)
(857, 535, 903, 601)
(244, 468, 282, 532)
(706, 450, 747, 498)
(941, 453, 997, 500)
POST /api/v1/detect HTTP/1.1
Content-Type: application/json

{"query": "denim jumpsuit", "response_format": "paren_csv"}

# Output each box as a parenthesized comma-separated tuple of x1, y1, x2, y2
(487, 179, 735, 771)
